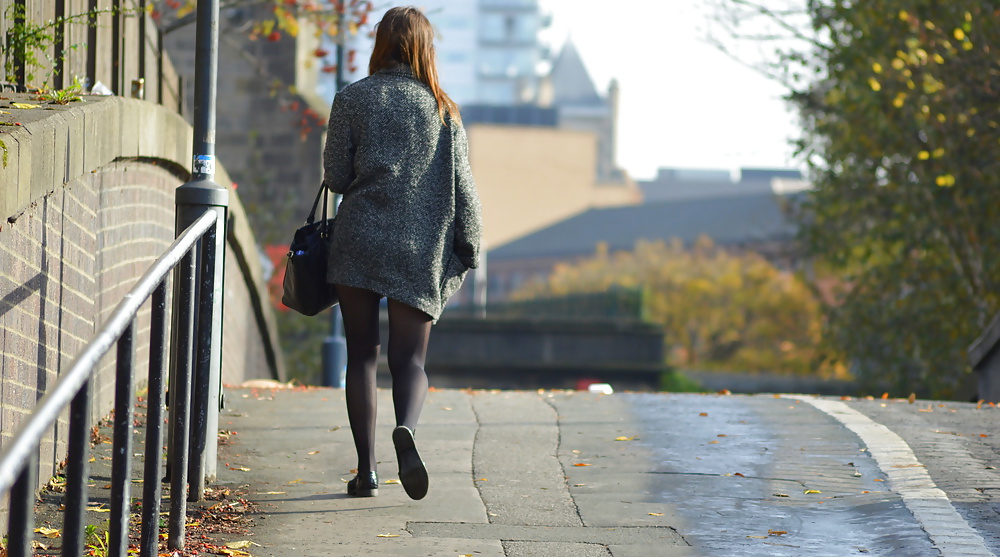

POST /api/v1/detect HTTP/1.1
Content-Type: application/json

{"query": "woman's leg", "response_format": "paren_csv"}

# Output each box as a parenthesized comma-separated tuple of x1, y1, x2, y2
(385, 298, 433, 430)
(336, 284, 382, 475)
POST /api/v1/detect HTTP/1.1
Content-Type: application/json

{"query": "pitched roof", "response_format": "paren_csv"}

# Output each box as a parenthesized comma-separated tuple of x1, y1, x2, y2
(489, 193, 798, 261)
(548, 38, 604, 107)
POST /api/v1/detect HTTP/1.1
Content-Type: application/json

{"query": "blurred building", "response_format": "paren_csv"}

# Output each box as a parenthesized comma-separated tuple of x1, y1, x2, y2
(486, 171, 808, 301)
(639, 167, 808, 202)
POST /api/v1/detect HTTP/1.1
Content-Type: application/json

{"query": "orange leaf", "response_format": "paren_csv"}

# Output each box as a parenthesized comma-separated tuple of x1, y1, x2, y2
(573, 463, 592, 467)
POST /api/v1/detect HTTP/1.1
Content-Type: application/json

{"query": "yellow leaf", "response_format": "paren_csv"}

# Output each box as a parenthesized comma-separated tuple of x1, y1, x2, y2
(217, 549, 251, 557)
(898, 10, 908, 20)
(868, 78, 881, 91)
(891, 58, 906, 70)
(176, 1, 195, 19)
(34, 527, 61, 538)
(872, 62, 882, 74)
(385, 479, 401, 484)
(615, 436, 636, 441)
(932, 148, 945, 158)
(229, 466, 251, 472)
(11, 103, 39, 109)
(933, 53, 945, 64)
(648, 512, 664, 516)
(769, 529, 788, 536)
(954, 28, 966, 40)
(804, 489, 822, 494)
(307, 450, 320, 455)
(225, 540, 256, 549)
(377, 533, 400, 538)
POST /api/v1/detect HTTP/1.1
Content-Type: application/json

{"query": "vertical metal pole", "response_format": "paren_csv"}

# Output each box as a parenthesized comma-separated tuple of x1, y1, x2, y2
(86, 0, 97, 91)
(322, 2, 350, 387)
(109, 321, 137, 557)
(7, 453, 38, 557)
(188, 226, 217, 501)
(140, 281, 169, 557)
(175, 0, 227, 494)
(61, 380, 93, 557)
(168, 249, 197, 551)
(111, 0, 121, 94)
(138, 0, 147, 88)
(54, 0, 67, 90)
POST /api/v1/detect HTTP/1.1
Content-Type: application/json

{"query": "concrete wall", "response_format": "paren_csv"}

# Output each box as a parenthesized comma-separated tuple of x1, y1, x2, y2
(466, 124, 641, 249)
(0, 94, 284, 511)
(376, 315, 666, 391)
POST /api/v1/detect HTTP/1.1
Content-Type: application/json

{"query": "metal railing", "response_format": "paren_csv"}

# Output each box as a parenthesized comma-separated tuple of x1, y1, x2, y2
(0, 208, 221, 557)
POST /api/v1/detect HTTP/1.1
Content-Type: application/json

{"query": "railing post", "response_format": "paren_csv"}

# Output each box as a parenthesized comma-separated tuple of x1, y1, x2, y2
(174, 0, 226, 499)
(109, 320, 137, 556)
(61, 380, 93, 557)
(7, 453, 38, 557)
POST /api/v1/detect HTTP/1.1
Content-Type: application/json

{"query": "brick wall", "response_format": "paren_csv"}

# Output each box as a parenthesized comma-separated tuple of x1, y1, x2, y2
(0, 95, 285, 525)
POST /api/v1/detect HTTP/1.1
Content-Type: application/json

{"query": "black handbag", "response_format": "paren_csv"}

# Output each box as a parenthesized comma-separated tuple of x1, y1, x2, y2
(281, 183, 338, 316)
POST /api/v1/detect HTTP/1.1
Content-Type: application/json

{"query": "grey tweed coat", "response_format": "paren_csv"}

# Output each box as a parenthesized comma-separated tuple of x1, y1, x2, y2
(322, 64, 482, 321)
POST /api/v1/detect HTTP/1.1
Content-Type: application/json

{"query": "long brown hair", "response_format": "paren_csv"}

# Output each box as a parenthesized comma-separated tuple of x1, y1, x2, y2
(369, 6, 460, 124)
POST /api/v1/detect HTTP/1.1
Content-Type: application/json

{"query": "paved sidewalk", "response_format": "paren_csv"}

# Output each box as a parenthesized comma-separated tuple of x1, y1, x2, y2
(214, 386, 1000, 557)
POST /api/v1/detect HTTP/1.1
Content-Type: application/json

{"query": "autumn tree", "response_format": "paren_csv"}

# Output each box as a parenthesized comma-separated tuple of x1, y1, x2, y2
(711, 1, 1000, 398)
(512, 238, 827, 376)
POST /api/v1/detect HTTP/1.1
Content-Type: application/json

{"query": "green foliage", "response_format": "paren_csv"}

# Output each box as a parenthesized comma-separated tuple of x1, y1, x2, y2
(84, 523, 109, 557)
(275, 308, 331, 385)
(659, 370, 704, 393)
(770, 1, 1000, 398)
(511, 238, 827, 376)
(40, 77, 84, 104)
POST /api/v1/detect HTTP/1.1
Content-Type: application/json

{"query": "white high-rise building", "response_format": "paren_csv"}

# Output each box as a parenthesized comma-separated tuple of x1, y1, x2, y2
(322, 0, 549, 106)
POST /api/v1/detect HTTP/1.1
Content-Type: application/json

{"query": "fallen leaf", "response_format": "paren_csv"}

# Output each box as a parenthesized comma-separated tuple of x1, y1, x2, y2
(648, 512, 664, 516)
(734, 472, 745, 477)
(256, 491, 285, 495)
(615, 436, 636, 441)
(769, 529, 788, 536)
(573, 463, 592, 466)
(699, 412, 708, 417)
(573, 483, 586, 487)
(747, 535, 767, 539)
(804, 489, 822, 494)
(773, 394, 781, 398)
(773, 493, 789, 497)
(385, 479, 401, 484)
(476, 478, 487, 481)
(11, 102, 39, 109)
(229, 466, 251, 472)
(708, 440, 719, 444)
(217, 549, 251, 556)
(289, 478, 304, 484)
(718, 434, 727, 437)
(862, 490, 870, 494)
(34, 527, 60, 538)
(881, 392, 889, 399)
(840, 395, 852, 401)
(0, 110, 8, 114)
(907, 393, 916, 404)
(981, 434, 990, 438)
(874, 479, 884, 482)
(377, 533, 400, 538)
(225, 541, 256, 549)
(441, 407, 453, 410)
(307, 451, 320, 455)
(717, 389, 732, 395)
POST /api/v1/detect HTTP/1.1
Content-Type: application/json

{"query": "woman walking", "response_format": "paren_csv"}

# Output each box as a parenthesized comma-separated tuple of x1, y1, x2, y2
(322, 6, 482, 500)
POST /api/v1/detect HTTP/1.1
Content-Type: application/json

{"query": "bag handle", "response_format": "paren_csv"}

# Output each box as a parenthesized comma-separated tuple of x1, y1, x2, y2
(306, 183, 331, 237)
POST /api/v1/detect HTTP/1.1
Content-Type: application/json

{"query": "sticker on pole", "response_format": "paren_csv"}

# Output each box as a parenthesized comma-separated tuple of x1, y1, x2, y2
(193, 154, 215, 176)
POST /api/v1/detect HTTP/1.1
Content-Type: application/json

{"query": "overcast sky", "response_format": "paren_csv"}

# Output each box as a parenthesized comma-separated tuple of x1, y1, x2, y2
(537, 0, 804, 180)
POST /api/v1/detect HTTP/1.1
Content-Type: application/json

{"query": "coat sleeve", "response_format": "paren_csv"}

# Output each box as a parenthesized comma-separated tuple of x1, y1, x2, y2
(322, 92, 355, 194)
(453, 121, 483, 269)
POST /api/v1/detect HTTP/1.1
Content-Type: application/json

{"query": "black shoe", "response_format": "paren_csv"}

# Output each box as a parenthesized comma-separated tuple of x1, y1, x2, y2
(392, 426, 428, 500)
(347, 471, 378, 497)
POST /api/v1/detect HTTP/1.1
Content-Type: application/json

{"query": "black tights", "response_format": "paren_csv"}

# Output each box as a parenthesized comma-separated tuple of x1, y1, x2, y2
(335, 284, 432, 475)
